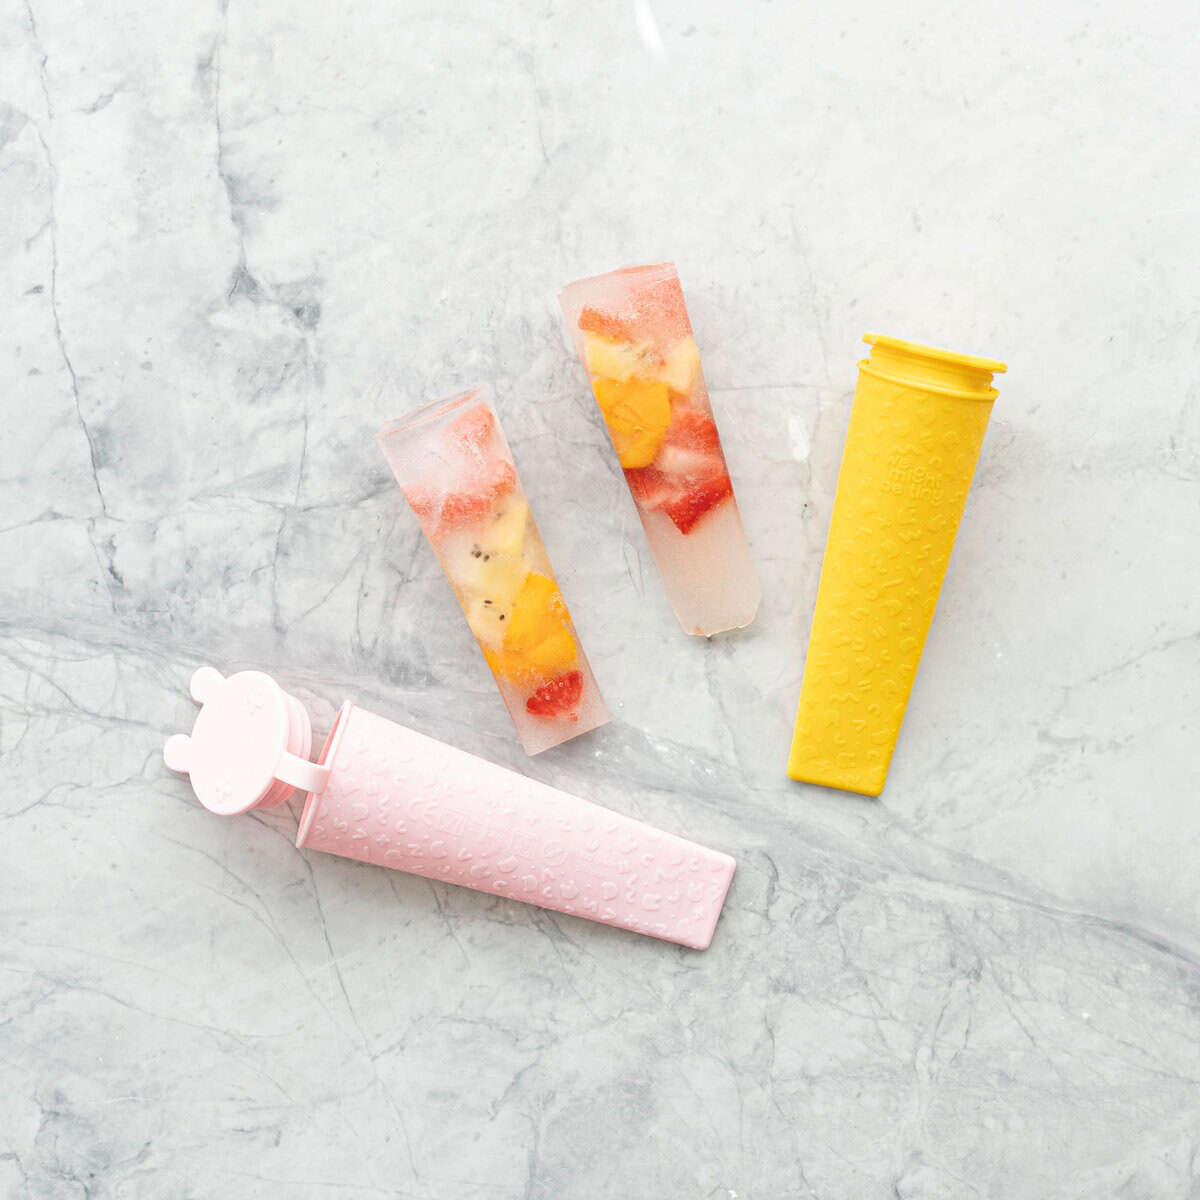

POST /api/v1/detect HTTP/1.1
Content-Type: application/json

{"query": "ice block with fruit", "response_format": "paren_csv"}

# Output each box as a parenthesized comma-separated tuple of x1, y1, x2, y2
(378, 387, 609, 755)
(559, 263, 760, 637)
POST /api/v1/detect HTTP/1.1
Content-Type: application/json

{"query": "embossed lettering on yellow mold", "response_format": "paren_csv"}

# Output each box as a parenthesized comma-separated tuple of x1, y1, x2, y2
(788, 334, 1007, 797)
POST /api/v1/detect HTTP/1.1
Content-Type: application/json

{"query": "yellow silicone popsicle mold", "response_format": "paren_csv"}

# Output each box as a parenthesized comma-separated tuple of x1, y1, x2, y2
(788, 334, 1007, 797)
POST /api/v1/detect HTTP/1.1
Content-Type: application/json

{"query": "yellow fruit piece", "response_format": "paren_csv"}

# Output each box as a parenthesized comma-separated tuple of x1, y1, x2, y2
(466, 595, 509, 650)
(463, 554, 527, 603)
(482, 645, 509, 677)
(524, 627, 578, 675)
(462, 555, 528, 651)
(504, 572, 567, 652)
(478, 555, 527, 598)
(484, 629, 577, 686)
(591, 378, 671, 468)
(657, 336, 701, 395)
(483, 644, 530, 683)
(481, 501, 528, 557)
(583, 332, 661, 382)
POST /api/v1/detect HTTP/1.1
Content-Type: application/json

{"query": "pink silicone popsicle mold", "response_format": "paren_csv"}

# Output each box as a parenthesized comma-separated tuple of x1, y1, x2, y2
(164, 667, 735, 950)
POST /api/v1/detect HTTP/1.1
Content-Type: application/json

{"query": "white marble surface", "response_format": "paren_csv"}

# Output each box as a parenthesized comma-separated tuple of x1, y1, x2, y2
(3, 1, 1199, 1195)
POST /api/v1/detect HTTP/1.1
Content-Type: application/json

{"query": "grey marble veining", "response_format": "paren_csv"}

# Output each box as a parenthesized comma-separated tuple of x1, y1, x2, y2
(3, 1, 1199, 1196)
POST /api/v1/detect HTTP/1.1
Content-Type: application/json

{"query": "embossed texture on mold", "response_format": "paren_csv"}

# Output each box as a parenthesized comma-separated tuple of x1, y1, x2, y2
(298, 706, 735, 948)
(789, 374, 994, 796)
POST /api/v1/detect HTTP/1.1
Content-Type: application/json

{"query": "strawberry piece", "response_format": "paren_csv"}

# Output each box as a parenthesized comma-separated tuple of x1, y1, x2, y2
(490, 459, 517, 494)
(634, 273, 692, 345)
(661, 474, 733, 534)
(446, 403, 496, 454)
(625, 462, 733, 531)
(666, 408, 721, 453)
(623, 407, 733, 533)
(402, 484, 437, 521)
(525, 670, 583, 720)
(413, 461, 517, 532)
(439, 489, 496, 525)
(578, 306, 637, 342)
(578, 268, 693, 356)
(624, 465, 672, 507)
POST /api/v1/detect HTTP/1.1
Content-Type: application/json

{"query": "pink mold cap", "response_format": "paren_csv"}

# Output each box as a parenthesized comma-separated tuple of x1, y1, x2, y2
(163, 667, 329, 816)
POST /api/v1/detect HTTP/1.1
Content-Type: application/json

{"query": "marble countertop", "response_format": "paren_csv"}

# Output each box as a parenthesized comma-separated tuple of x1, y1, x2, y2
(3, 1, 1198, 1196)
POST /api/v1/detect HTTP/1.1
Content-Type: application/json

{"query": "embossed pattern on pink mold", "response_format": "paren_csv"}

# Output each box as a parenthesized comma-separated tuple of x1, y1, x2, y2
(297, 704, 735, 949)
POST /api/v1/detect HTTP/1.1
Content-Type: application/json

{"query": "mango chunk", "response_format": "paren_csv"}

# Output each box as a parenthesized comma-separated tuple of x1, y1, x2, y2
(504, 573, 566, 652)
(591, 378, 671, 469)
(524, 627, 578, 675)
(483, 644, 532, 683)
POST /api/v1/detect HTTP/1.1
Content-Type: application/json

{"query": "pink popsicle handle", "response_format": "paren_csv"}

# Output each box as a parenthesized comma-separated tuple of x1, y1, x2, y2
(297, 704, 735, 950)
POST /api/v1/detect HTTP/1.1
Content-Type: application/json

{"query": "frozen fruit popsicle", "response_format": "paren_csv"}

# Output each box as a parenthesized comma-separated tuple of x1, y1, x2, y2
(559, 263, 761, 637)
(378, 387, 609, 755)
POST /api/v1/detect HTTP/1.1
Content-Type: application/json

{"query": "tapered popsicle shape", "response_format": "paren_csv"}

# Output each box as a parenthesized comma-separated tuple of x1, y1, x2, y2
(164, 666, 736, 950)
(378, 386, 609, 755)
(559, 263, 761, 637)
(788, 334, 1007, 796)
